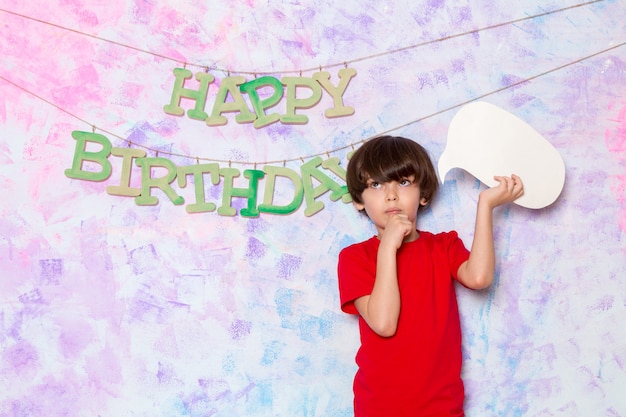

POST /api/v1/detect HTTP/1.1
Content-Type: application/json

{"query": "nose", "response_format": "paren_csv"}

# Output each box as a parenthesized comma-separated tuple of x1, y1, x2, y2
(385, 185, 398, 201)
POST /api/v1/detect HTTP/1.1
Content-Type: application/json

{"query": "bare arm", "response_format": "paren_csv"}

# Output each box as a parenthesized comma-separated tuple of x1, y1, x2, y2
(457, 175, 524, 289)
(354, 214, 413, 337)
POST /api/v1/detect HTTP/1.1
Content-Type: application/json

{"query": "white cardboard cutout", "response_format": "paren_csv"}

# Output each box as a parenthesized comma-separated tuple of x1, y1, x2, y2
(438, 101, 566, 209)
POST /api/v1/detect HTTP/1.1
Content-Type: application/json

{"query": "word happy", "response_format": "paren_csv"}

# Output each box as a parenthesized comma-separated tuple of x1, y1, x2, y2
(163, 67, 357, 128)
(64, 131, 352, 217)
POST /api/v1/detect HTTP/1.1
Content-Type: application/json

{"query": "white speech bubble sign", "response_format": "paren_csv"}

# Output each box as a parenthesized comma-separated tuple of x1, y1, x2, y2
(438, 101, 565, 209)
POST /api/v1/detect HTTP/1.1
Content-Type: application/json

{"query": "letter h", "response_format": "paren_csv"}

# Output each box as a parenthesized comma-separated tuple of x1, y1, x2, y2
(163, 67, 214, 120)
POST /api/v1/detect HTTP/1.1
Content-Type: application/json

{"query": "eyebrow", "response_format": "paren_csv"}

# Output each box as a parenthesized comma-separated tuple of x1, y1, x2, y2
(366, 175, 415, 184)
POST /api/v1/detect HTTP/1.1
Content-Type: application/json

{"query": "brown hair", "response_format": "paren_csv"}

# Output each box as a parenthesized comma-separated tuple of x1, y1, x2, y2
(346, 135, 439, 210)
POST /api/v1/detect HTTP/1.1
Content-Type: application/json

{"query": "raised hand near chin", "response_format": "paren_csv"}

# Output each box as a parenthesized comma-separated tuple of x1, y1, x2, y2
(380, 214, 414, 250)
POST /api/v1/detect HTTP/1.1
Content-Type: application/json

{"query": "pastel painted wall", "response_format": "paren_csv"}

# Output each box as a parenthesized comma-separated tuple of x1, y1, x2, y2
(1, 1, 625, 416)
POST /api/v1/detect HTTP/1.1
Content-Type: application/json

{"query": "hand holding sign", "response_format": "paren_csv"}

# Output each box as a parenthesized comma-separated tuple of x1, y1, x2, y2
(438, 101, 565, 209)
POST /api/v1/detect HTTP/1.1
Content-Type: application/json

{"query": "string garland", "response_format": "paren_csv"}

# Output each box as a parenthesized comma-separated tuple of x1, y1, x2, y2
(0, 0, 622, 166)
(1, 40, 625, 166)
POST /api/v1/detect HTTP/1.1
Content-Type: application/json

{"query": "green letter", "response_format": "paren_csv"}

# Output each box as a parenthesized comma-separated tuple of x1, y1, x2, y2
(300, 156, 349, 216)
(206, 76, 256, 126)
(106, 147, 146, 197)
(218, 168, 264, 217)
(280, 76, 322, 124)
(163, 68, 214, 120)
(239, 76, 284, 128)
(135, 157, 185, 206)
(177, 163, 220, 213)
(64, 130, 112, 182)
(321, 157, 352, 203)
(312, 68, 357, 118)
(258, 165, 304, 215)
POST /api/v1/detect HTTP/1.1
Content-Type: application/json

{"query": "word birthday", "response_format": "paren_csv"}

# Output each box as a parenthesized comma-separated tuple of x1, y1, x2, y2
(64, 131, 353, 217)
(163, 67, 357, 128)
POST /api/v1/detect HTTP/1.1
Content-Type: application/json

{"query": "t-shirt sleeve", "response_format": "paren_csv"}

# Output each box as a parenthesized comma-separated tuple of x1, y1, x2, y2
(337, 244, 375, 315)
(443, 231, 471, 281)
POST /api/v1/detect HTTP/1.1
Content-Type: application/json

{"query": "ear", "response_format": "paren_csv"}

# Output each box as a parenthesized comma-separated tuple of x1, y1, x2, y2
(419, 197, 428, 206)
(353, 201, 365, 212)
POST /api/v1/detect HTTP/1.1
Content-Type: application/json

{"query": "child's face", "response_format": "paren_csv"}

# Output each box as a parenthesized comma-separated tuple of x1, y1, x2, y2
(354, 175, 427, 236)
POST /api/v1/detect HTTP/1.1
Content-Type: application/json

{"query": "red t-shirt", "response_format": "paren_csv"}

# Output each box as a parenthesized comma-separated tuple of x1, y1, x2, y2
(338, 231, 470, 417)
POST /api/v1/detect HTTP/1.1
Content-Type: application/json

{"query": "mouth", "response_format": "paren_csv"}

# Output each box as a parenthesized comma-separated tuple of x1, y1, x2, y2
(385, 208, 402, 215)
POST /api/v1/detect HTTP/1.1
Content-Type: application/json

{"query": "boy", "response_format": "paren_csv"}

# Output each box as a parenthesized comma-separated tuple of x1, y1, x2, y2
(338, 135, 523, 416)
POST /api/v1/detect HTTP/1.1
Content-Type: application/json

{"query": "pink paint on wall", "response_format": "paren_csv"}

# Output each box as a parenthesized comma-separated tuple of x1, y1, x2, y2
(606, 99, 626, 235)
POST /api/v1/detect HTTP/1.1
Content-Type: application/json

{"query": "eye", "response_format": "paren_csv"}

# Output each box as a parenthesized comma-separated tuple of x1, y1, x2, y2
(368, 181, 381, 189)
(399, 178, 413, 186)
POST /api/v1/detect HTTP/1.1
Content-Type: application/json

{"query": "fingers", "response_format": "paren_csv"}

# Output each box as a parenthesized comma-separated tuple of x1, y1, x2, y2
(511, 174, 524, 198)
(388, 214, 412, 236)
(493, 174, 523, 188)
(506, 174, 524, 198)
(490, 174, 524, 202)
(382, 214, 413, 248)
